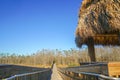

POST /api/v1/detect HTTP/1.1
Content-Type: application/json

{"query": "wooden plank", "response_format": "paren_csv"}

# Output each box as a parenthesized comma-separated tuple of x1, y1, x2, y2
(109, 67, 120, 71)
(108, 62, 120, 67)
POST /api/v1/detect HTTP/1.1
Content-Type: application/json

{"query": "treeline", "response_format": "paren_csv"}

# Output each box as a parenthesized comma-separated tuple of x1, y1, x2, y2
(0, 46, 120, 67)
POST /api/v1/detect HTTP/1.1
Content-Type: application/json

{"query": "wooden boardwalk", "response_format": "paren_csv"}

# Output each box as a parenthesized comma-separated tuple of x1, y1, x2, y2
(50, 64, 63, 80)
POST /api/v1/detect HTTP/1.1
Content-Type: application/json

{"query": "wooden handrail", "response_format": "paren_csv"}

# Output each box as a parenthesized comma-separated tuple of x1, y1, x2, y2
(4, 69, 51, 80)
(58, 68, 120, 80)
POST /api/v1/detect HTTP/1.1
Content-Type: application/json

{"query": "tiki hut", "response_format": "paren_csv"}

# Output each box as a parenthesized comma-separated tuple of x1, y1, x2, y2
(75, 0, 120, 62)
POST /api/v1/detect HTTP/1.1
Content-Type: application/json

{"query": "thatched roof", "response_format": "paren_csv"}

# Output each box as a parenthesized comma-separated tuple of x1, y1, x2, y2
(75, 0, 120, 47)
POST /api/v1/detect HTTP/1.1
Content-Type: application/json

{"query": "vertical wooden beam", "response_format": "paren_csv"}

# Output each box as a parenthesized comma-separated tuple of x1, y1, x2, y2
(87, 37, 96, 62)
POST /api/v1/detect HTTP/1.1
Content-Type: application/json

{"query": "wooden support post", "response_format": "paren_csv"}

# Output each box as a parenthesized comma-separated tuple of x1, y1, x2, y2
(87, 37, 96, 62)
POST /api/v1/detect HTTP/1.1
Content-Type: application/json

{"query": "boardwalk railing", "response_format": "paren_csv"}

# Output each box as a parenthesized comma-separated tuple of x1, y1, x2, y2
(3, 69, 51, 80)
(2, 63, 120, 80)
(58, 68, 120, 80)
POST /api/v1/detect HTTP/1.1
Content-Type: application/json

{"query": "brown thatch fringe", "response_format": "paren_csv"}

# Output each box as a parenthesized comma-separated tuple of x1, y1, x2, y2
(75, 34, 120, 48)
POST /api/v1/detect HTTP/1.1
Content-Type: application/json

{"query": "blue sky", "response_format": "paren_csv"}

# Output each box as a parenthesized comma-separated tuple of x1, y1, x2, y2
(0, 0, 82, 54)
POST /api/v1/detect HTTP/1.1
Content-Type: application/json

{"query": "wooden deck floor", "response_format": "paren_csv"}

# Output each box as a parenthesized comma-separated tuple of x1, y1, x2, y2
(50, 64, 63, 80)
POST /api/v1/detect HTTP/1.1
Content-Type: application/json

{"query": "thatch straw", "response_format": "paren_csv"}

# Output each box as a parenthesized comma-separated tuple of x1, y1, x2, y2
(75, 0, 120, 47)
